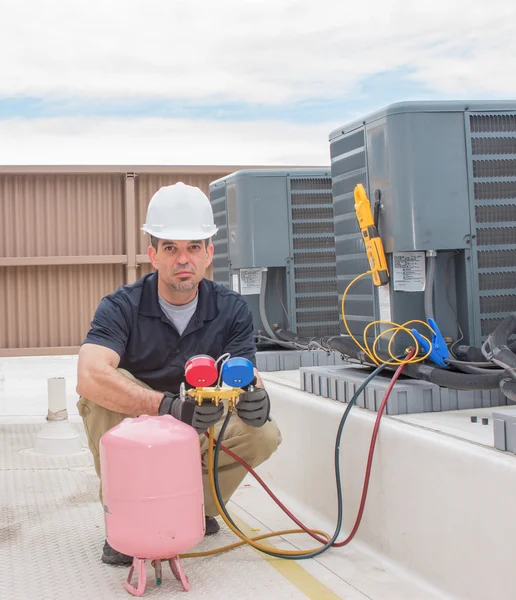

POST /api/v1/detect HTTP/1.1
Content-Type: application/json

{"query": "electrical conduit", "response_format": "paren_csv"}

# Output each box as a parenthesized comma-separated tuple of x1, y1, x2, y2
(424, 251, 437, 322)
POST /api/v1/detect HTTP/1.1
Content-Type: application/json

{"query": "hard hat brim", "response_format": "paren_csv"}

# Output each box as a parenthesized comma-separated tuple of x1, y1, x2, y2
(141, 225, 218, 240)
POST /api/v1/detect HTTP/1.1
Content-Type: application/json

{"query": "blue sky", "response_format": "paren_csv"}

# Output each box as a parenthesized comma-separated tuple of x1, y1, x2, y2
(0, 70, 443, 123)
(1, 0, 515, 165)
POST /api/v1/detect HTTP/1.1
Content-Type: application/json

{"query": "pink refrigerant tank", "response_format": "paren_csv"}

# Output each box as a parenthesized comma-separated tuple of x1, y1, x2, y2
(99, 414, 205, 596)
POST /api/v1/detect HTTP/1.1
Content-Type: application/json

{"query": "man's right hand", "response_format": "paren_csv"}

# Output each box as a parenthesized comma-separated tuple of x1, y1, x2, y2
(158, 392, 224, 434)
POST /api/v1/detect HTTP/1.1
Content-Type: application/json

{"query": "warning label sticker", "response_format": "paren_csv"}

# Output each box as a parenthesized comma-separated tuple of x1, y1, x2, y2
(239, 268, 264, 295)
(393, 252, 426, 292)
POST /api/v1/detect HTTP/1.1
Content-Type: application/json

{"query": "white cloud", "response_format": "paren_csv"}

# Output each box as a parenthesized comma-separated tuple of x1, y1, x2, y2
(1, 0, 515, 103)
(1, 1, 515, 165)
(0, 117, 334, 165)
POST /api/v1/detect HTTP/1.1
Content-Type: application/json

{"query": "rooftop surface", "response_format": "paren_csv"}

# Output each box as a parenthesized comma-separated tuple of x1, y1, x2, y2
(2, 355, 514, 599)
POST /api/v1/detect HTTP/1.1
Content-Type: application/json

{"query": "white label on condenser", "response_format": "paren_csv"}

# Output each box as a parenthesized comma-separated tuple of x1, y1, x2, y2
(239, 268, 264, 295)
(393, 252, 426, 292)
(231, 274, 240, 293)
(377, 283, 392, 322)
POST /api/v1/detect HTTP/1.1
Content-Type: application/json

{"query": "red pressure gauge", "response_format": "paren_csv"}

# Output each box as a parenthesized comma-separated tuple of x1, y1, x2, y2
(185, 355, 218, 387)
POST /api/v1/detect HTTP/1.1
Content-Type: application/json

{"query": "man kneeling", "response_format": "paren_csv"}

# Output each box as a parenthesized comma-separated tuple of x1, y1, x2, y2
(76, 183, 282, 566)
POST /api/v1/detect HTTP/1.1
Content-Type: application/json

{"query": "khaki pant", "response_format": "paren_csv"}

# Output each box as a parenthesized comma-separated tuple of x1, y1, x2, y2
(77, 369, 282, 517)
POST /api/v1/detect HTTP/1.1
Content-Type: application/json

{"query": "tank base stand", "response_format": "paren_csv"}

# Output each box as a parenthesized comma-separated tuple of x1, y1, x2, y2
(169, 555, 190, 591)
(124, 556, 190, 596)
(124, 558, 147, 597)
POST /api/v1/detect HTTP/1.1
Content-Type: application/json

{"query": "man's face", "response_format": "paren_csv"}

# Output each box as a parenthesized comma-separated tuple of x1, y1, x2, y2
(148, 239, 214, 292)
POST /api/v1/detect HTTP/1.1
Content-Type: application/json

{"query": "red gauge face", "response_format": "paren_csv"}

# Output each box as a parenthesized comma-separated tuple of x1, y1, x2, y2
(185, 355, 218, 387)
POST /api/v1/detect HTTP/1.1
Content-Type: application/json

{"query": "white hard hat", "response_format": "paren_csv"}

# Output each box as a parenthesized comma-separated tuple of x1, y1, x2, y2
(141, 182, 218, 240)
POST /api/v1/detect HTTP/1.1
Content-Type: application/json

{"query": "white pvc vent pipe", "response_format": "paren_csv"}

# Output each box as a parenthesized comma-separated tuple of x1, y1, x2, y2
(47, 377, 68, 421)
(33, 377, 83, 456)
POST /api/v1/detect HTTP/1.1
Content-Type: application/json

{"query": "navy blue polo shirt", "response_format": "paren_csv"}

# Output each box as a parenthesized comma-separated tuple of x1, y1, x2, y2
(82, 271, 257, 393)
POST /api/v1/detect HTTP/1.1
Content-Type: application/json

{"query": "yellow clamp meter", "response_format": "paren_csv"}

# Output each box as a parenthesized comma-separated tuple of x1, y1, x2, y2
(354, 184, 389, 286)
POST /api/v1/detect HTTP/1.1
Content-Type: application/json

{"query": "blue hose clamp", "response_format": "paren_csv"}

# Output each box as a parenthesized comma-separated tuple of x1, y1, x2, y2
(411, 318, 450, 367)
(221, 357, 255, 388)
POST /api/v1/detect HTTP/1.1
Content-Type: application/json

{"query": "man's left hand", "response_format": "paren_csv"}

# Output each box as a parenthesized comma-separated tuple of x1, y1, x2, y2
(236, 387, 270, 427)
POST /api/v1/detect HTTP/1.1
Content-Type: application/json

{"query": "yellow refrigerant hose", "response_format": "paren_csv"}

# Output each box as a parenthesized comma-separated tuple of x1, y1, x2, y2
(178, 422, 332, 560)
(341, 271, 435, 366)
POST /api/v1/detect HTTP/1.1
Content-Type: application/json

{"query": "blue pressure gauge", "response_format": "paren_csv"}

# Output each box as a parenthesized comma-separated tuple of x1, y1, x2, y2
(221, 357, 255, 388)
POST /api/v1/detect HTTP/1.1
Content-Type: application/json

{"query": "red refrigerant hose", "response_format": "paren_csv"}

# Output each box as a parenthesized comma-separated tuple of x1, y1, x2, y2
(207, 349, 414, 548)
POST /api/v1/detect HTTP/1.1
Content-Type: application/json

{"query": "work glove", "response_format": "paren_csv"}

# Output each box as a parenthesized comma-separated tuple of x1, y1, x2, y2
(158, 392, 224, 434)
(236, 385, 271, 427)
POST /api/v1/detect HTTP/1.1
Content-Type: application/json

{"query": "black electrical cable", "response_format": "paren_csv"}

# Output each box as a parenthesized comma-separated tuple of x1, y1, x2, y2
(212, 361, 390, 560)
(400, 362, 504, 389)
(278, 329, 379, 366)
(455, 341, 516, 363)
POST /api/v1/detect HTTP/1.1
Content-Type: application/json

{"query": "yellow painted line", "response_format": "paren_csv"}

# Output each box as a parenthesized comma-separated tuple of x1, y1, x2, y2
(230, 512, 341, 600)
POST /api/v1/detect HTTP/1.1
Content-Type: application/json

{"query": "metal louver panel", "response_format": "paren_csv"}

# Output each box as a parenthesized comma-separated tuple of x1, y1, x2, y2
(329, 128, 373, 337)
(468, 112, 516, 340)
(210, 183, 230, 287)
(290, 177, 339, 338)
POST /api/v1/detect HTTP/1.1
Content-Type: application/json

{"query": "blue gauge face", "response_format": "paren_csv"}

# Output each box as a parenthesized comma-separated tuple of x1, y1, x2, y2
(221, 358, 255, 388)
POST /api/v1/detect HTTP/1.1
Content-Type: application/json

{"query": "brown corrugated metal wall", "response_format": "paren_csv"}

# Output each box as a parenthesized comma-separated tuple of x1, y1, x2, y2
(0, 166, 272, 356)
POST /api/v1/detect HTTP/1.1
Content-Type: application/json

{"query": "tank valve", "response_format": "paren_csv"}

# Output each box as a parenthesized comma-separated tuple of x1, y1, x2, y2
(154, 560, 162, 585)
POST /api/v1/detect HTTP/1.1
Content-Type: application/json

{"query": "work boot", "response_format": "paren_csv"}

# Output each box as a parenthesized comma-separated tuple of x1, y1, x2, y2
(101, 517, 220, 565)
(101, 540, 133, 566)
(205, 516, 220, 536)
